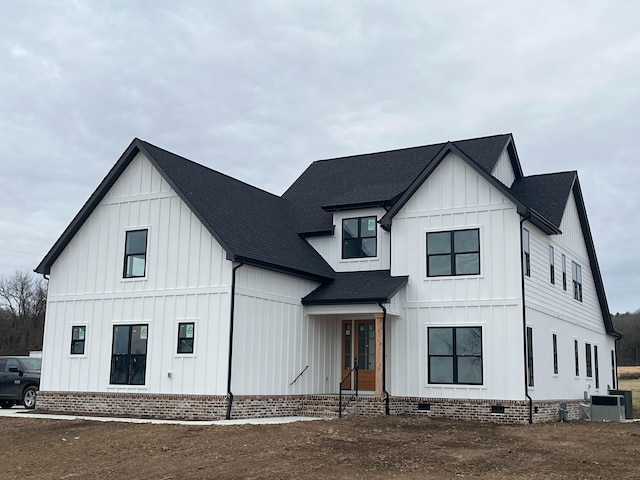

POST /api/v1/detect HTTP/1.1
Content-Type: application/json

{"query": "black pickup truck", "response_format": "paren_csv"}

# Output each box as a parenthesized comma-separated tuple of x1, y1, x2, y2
(0, 356, 41, 409)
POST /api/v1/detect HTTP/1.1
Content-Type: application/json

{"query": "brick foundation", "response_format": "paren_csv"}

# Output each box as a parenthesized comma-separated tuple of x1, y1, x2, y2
(37, 391, 585, 424)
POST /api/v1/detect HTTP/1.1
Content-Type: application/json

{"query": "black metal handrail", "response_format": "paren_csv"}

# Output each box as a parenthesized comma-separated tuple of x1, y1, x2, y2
(289, 365, 309, 386)
(338, 364, 358, 418)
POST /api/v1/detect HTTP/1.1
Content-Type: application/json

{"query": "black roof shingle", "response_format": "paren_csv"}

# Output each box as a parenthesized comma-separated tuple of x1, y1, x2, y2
(302, 270, 408, 305)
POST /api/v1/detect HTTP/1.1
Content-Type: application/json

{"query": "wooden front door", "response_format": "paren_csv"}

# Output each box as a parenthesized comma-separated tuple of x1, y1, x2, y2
(341, 320, 376, 391)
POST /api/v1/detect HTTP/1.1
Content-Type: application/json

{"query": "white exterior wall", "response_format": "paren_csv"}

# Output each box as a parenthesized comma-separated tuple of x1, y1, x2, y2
(524, 190, 616, 400)
(490, 149, 516, 187)
(232, 265, 338, 395)
(389, 153, 525, 400)
(306, 207, 390, 272)
(41, 153, 233, 395)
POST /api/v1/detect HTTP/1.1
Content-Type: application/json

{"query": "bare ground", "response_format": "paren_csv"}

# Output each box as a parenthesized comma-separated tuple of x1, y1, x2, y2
(3, 413, 640, 479)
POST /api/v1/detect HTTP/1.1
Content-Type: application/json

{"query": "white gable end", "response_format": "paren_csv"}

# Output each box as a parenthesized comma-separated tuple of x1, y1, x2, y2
(490, 148, 516, 187)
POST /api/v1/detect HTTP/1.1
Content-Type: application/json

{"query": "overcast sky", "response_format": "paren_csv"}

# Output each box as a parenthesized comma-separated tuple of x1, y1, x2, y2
(1, 1, 638, 313)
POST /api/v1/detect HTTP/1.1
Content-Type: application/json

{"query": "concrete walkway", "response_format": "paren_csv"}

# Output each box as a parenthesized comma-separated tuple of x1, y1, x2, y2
(0, 405, 323, 425)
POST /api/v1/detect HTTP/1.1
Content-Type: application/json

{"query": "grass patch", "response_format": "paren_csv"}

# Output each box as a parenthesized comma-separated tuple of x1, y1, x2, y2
(618, 365, 640, 380)
(617, 377, 640, 418)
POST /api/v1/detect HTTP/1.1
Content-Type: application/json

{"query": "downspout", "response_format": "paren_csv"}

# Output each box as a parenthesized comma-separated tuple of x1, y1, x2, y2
(378, 302, 390, 415)
(226, 260, 244, 420)
(520, 213, 533, 424)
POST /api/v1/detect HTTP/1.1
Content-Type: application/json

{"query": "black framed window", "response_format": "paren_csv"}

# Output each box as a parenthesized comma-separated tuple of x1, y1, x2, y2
(124, 229, 148, 278)
(572, 262, 582, 301)
(574, 339, 580, 376)
(428, 327, 482, 385)
(549, 246, 555, 284)
(522, 228, 530, 277)
(526, 327, 534, 387)
(71, 325, 86, 355)
(594, 345, 599, 389)
(585, 343, 593, 378)
(342, 217, 377, 259)
(426, 229, 480, 277)
(552, 333, 558, 375)
(177, 322, 195, 354)
(110, 324, 148, 385)
(611, 350, 616, 389)
(562, 254, 567, 291)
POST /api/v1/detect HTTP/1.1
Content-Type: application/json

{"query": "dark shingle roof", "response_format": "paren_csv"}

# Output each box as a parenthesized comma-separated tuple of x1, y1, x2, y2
(510, 172, 576, 230)
(283, 134, 512, 235)
(36, 139, 335, 281)
(302, 270, 408, 305)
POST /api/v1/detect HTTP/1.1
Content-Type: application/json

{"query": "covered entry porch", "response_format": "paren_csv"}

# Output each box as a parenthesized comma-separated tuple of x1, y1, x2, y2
(302, 270, 407, 398)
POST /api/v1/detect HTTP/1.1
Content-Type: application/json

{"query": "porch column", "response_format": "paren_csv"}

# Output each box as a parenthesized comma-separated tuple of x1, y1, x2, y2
(374, 311, 384, 398)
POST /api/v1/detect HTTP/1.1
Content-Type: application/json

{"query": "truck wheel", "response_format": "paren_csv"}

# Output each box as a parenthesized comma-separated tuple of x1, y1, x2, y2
(22, 387, 37, 409)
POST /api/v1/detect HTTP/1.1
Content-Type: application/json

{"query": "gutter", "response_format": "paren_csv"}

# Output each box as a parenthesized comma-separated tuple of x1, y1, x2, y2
(520, 213, 533, 424)
(226, 260, 244, 420)
(378, 302, 390, 415)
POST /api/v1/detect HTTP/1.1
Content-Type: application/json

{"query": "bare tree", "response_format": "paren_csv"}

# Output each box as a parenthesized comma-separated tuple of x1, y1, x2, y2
(0, 271, 47, 355)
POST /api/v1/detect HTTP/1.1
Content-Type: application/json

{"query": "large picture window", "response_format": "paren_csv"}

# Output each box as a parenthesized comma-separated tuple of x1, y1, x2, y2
(426, 229, 480, 277)
(342, 216, 377, 259)
(110, 324, 148, 385)
(124, 229, 148, 278)
(428, 327, 482, 385)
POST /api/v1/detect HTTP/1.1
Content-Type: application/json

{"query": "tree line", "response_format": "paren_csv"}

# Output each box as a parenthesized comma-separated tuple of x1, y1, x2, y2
(0, 271, 47, 355)
(612, 311, 640, 366)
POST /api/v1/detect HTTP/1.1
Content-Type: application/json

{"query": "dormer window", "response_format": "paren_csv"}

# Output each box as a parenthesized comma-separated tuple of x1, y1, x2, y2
(124, 229, 148, 278)
(342, 216, 377, 259)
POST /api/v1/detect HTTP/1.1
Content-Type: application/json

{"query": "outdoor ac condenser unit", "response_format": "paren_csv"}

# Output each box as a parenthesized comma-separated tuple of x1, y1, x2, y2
(590, 395, 625, 422)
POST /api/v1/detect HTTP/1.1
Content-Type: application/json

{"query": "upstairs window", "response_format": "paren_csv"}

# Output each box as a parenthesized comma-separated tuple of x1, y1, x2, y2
(562, 254, 567, 291)
(549, 246, 555, 284)
(572, 262, 582, 302)
(71, 325, 86, 355)
(426, 229, 480, 277)
(522, 229, 530, 277)
(342, 217, 377, 259)
(124, 229, 148, 278)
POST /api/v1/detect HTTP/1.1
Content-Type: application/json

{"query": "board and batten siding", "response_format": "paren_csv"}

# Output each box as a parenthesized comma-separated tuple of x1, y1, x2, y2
(390, 152, 525, 400)
(41, 152, 233, 395)
(306, 208, 391, 272)
(523, 189, 615, 399)
(490, 148, 516, 187)
(231, 265, 338, 395)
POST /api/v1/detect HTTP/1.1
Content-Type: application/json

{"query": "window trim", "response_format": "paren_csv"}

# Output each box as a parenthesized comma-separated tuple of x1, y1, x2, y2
(574, 339, 580, 377)
(572, 261, 583, 302)
(523, 228, 530, 277)
(526, 327, 534, 387)
(123, 228, 149, 279)
(176, 321, 196, 355)
(594, 345, 599, 389)
(426, 228, 481, 278)
(549, 246, 555, 285)
(552, 333, 558, 375)
(341, 216, 377, 259)
(70, 325, 87, 355)
(585, 342, 593, 378)
(427, 326, 483, 385)
(109, 323, 149, 386)
(562, 254, 567, 291)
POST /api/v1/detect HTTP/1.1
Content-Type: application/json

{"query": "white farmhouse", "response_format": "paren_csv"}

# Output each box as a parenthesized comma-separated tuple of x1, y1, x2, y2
(35, 134, 618, 423)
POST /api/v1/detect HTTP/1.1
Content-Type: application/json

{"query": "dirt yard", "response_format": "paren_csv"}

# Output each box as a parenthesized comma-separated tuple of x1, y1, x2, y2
(3, 411, 639, 479)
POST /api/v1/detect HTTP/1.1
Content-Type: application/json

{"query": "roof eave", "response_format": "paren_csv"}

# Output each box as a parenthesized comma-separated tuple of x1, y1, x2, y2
(234, 255, 335, 283)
